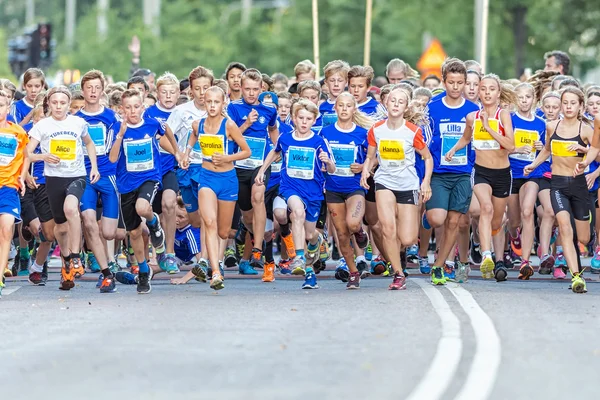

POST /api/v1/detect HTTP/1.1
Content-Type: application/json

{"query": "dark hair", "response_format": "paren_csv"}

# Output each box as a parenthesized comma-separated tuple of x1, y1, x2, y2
(442, 58, 467, 81)
(132, 68, 154, 78)
(127, 76, 149, 91)
(179, 78, 190, 92)
(71, 90, 84, 101)
(557, 77, 581, 90)
(544, 50, 570, 75)
(262, 73, 274, 92)
(225, 62, 247, 79)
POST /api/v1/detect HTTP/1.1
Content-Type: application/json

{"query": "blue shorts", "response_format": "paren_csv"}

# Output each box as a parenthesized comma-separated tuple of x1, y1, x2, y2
(279, 189, 322, 223)
(81, 175, 120, 219)
(181, 180, 199, 213)
(0, 186, 21, 223)
(199, 168, 238, 202)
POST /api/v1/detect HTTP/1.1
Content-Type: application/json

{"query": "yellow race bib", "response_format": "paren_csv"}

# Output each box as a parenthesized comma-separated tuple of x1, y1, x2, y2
(379, 140, 405, 160)
(50, 138, 77, 160)
(200, 134, 224, 159)
(514, 129, 537, 147)
(473, 118, 499, 141)
(551, 140, 578, 157)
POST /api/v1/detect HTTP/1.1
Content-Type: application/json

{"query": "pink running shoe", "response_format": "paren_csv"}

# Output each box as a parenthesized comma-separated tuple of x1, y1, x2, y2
(51, 245, 61, 259)
(553, 265, 566, 279)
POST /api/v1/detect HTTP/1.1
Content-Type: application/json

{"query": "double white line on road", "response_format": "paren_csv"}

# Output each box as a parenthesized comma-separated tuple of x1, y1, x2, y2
(409, 280, 501, 400)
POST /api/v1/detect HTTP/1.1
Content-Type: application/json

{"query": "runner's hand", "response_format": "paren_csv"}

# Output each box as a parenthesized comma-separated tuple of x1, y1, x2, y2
(360, 171, 370, 190)
(444, 149, 455, 162)
(44, 153, 60, 164)
(567, 143, 587, 153)
(420, 182, 432, 203)
(574, 160, 588, 176)
(90, 168, 100, 184)
(25, 175, 38, 190)
(350, 163, 363, 174)
(18, 177, 26, 196)
(247, 109, 259, 125)
(533, 141, 544, 151)
(254, 170, 266, 186)
(517, 145, 532, 154)
(586, 172, 598, 190)
(523, 164, 535, 176)
(212, 152, 227, 166)
(318, 149, 330, 164)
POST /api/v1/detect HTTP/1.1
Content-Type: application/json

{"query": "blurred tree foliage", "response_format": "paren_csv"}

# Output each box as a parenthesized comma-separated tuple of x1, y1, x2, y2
(0, 0, 598, 81)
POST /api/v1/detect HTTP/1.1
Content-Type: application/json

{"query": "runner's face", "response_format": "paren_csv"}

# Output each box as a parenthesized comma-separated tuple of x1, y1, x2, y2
(561, 92, 581, 119)
(143, 97, 156, 107)
(227, 68, 244, 93)
(415, 95, 429, 108)
(146, 74, 156, 91)
(157, 84, 179, 109)
(464, 73, 480, 102)
(516, 88, 534, 114)
(82, 78, 103, 106)
(326, 73, 347, 98)
(423, 78, 439, 91)
(241, 78, 261, 105)
(278, 99, 291, 120)
(542, 98, 560, 121)
(129, 83, 147, 99)
(586, 95, 600, 117)
(544, 56, 562, 74)
(297, 72, 315, 83)
(25, 78, 43, 102)
(49, 93, 70, 120)
(190, 77, 212, 107)
(122, 95, 144, 124)
(69, 99, 85, 115)
(479, 78, 500, 107)
(205, 90, 224, 117)
(334, 96, 355, 123)
(387, 69, 405, 84)
(301, 88, 320, 106)
(385, 90, 409, 119)
(175, 207, 189, 229)
(293, 109, 316, 134)
(349, 77, 369, 103)
(444, 72, 466, 101)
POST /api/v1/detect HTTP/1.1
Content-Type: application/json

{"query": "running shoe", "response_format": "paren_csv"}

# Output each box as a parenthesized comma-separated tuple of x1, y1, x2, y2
(354, 228, 369, 249)
(0, 281, 4, 298)
(51, 245, 61, 259)
(365, 243, 373, 261)
(191, 264, 207, 282)
(70, 256, 85, 278)
(108, 261, 121, 274)
(306, 236, 321, 266)
(443, 263, 456, 281)
(384, 262, 393, 277)
(147, 213, 165, 249)
(17, 256, 30, 276)
(224, 248, 238, 268)
(28, 271, 44, 286)
(455, 261, 470, 283)
(290, 256, 306, 276)
(87, 251, 101, 273)
(59, 263, 75, 291)
(356, 256, 369, 278)
(130, 262, 139, 275)
(518, 260, 534, 280)
(418, 256, 431, 274)
(510, 249, 521, 268)
(334, 258, 350, 282)
(370, 256, 387, 275)
(469, 233, 482, 265)
(281, 233, 295, 257)
(238, 260, 258, 275)
(431, 266, 446, 285)
(302, 271, 319, 289)
(210, 272, 225, 290)
(137, 272, 152, 294)
(480, 255, 495, 279)
(502, 250, 514, 270)
(510, 229, 523, 257)
(553, 265, 566, 279)
(235, 241, 245, 261)
(207, 261, 225, 279)
(115, 271, 138, 285)
(494, 260, 508, 282)
(95, 273, 104, 288)
(319, 237, 331, 262)
(591, 247, 600, 274)
(164, 254, 180, 274)
(4, 260, 14, 277)
(555, 252, 567, 268)
(406, 245, 419, 264)
(250, 248, 264, 270)
(347, 271, 360, 289)
(262, 261, 275, 282)
(313, 259, 327, 274)
(278, 258, 292, 275)
(539, 254, 555, 275)
(571, 273, 587, 293)
(388, 272, 407, 290)
(41, 262, 48, 285)
(99, 274, 117, 293)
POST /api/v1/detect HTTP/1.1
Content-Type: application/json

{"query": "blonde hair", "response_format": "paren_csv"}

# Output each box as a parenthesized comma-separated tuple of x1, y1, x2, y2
(0, 90, 10, 107)
(348, 65, 375, 87)
(214, 79, 229, 94)
(387, 86, 428, 126)
(380, 84, 394, 103)
(323, 60, 350, 80)
(294, 59, 317, 79)
(241, 68, 262, 84)
(121, 88, 143, 103)
(156, 72, 179, 90)
(515, 82, 535, 101)
(413, 87, 433, 102)
(335, 92, 375, 129)
(188, 66, 214, 86)
(0, 79, 17, 97)
(386, 58, 419, 79)
(292, 98, 319, 119)
(298, 80, 321, 97)
(481, 74, 517, 106)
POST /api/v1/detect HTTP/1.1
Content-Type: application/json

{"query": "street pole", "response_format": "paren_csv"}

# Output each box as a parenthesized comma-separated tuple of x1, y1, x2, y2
(143, 0, 161, 36)
(97, 0, 109, 40)
(65, 0, 76, 50)
(26, 0, 35, 26)
(363, 0, 373, 66)
(312, 0, 320, 77)
(474, 0, 489, 73)
(241, 0, 252, 27)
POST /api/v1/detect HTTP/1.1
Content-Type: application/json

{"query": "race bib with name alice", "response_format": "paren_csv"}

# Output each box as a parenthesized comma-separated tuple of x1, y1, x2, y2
(200, 134, 224, 161)
(50, 138, 77, 168)
(236, 137, 265, 169)
(124, 138, 154, 172)
(330, 143, 356, 176)
(85, 124, 107, 155)
(286, 146, 316, 180)
(473, 119, 500, 150)
(510, 129, 538, 161)
(0, 133, 18, 166)
(378, 139, 405, 168)
(551, 139, 578, 158)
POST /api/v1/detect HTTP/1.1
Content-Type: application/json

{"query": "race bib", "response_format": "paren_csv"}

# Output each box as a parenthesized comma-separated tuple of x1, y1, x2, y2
(0, 133, 18, 166)
(440, 134, 467, 166)
(551, 140, 578, 158)
(124, 138, 154, 172)
(85, 124, 107, 155)
(50, 138, 77, 168)
(286, 146, 315, 180)
(236, 137, 266, 169)
(186, 130, 203, 165)
(322, 112, 338, 127)
(200, 134, 224, 161)
(510, 129, 538, 161)
(330, 143, 356, 177)
(378, 139, 405, 168)
(472, 119, 500, 150)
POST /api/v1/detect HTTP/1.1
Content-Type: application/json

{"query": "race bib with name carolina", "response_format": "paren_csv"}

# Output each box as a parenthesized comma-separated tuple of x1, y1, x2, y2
(200, 134, 225, 161)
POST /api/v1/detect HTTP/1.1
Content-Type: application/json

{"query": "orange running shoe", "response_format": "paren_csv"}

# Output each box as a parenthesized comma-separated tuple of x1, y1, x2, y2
(510, 229, 522, 257)
(130, 263, 139, 275)
(281, 233, 296, 259)
(60, 262, 75, 290)
(70, 256, 85, 278)
(210, 272, 225, 290)
(262, 261, 275, 282)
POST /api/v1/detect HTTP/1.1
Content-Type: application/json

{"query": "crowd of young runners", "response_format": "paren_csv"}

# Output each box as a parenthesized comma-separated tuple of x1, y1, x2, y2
(1, 49, 600, 297)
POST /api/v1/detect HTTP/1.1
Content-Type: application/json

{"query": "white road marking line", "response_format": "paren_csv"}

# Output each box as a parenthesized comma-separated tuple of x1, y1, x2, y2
(447, 284, 501, 400)
(2, 286, 22, 296)
(408, 279, 463, 400)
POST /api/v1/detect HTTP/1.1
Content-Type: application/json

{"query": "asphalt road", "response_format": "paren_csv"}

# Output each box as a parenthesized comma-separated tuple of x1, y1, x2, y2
(2, 259, 600, 400)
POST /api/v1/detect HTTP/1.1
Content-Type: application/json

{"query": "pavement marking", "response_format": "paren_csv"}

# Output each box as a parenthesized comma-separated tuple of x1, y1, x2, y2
(408, 279, 463, 400)
(2, 286, 22, 296)
(447, 284, 501, 400)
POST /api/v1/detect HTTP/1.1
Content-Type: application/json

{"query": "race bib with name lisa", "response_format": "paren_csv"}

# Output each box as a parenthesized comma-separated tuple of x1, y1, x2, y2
(473, 119, 500, 150)
(510, 129, 538, 161)
(378, 139, 405, 168)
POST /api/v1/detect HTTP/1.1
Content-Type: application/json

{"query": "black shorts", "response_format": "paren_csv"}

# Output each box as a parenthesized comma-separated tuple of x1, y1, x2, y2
(538, 176, 552, 192)
(511, 178, 540, 195)
(375, 183, 419, 205)
(366, 176, 376, 203)
(236, 166, 271, 212)
(472, 164, 512, 198)
(265, 184, 279, 221)
(325, 189, 365, 204)
(121, 180, 160, 231)
(45, 176, 86, 225)
(231, 203, 241, 230)
(316, 200, 328, 230)
(590, 190, 599, 209)
(152, 170, 179, 214)
(20, 187, 38, 227)
(551, 175, 592, 221)
(33, 184, 54, 224)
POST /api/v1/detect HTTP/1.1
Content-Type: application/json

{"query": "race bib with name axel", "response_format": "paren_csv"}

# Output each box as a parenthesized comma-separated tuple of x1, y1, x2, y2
(472, 119, 500, 150)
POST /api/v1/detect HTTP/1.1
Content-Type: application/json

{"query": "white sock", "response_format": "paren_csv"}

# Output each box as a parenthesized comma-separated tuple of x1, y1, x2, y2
(31, 261, 43, 273)
(356, 255, 366, 263)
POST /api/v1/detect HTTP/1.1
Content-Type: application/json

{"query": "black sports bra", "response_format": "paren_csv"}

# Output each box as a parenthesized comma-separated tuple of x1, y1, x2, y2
(550, 120, 587, 158)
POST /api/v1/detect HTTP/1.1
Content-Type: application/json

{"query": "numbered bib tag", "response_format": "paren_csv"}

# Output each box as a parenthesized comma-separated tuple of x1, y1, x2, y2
(124, 138, 154, 172)
(236, 137, 265, 169)
(551, 140, 578, 158)
(286, 146, 315, 179)
(85, 124, 107, 155)
(330, 143, 356, 176)
(472, 119, 500, 150)
(510, 129, 538, 161)
(271, 159, 282, 173)
(440, 134, 467, 166)
(200, 134, 224, 161)
(50, 138, 77, 168)
(322, 112, 338, 127)
(0, 133, 18, 166)
(378, 139, 405, 168)
(185, 129, 203, 165)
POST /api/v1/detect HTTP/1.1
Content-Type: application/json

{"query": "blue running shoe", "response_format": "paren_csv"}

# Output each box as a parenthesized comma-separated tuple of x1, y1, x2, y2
(157, 252, 168, 272)
(443, 263, 456, 280)
(108, 261, 121, 274)
(115, 271, 138, 285)
(99, 274, 117, 293)
(238, 260, 258, 275)
(87, 251, 101, 273)
(302, 271, 319, 289)
(419, 256, 431, 274)
(555, 252, 567, 267)
(334, 258, 350, 282)
(407, 245, 419, 264)
(592, 247, 600, 274)
(422, 212, 431, 229)
(95, 273, 104, 288)
(370, 256, 387, 275)
(365, 243, 373, 261)
(164, 254, 180, 274)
